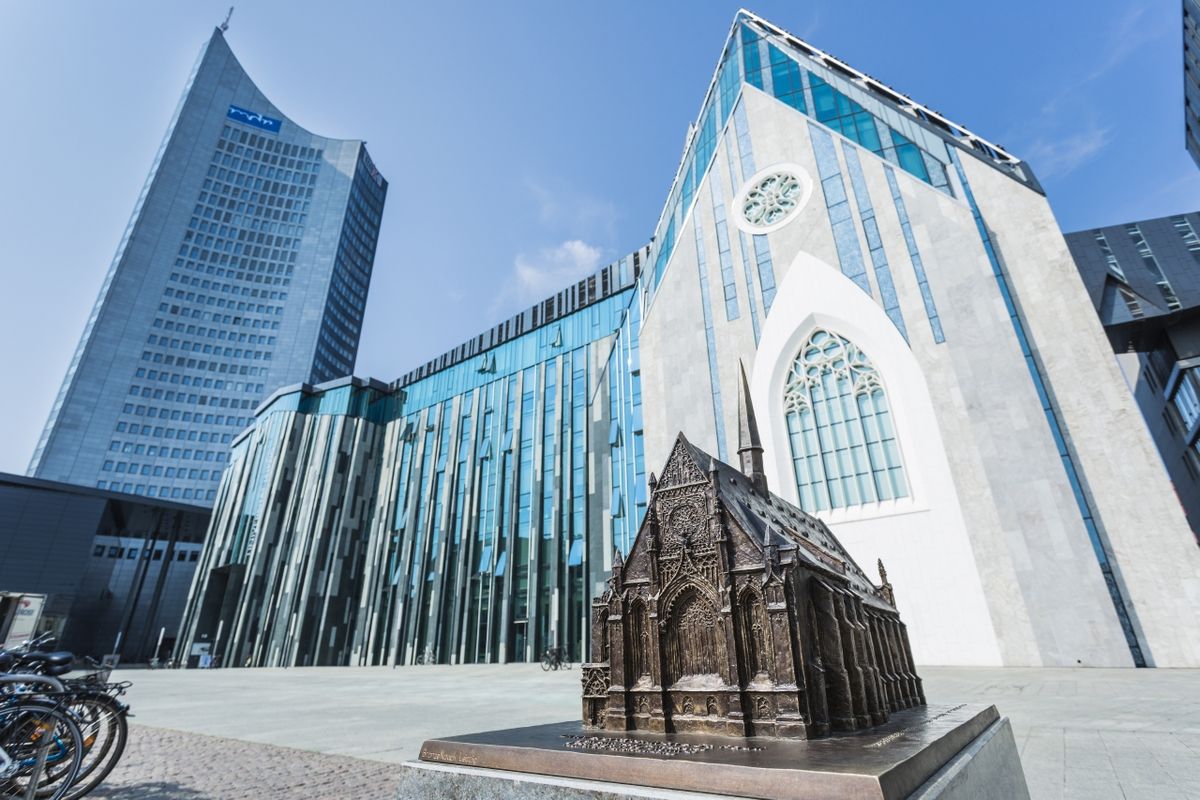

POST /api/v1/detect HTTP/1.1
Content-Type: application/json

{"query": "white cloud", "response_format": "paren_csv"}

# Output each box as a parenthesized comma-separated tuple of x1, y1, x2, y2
(524, 179, 619, 242)
(495, 239, 606, 314)
(489, 179, 617, 318)
(1008, 7, 1165, 181)
(1039, 8, 1157, 115)
(1084, 7, 1153, 83)
(1023, 124, 1112, 180)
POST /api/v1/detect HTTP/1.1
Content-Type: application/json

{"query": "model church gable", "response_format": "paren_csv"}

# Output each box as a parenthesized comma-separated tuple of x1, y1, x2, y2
(580, 369, 925, 738)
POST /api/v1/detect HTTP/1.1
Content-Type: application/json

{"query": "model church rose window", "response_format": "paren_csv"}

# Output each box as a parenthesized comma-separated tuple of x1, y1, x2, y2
(784, 329, 908, 512)
(742, 172, 803, 227)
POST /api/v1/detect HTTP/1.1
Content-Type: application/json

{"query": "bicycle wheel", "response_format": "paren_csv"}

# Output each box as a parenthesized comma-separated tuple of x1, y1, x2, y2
(44, 692, 128, 800)
(0, 702, 84, 800)
(540, 654, 552, 671)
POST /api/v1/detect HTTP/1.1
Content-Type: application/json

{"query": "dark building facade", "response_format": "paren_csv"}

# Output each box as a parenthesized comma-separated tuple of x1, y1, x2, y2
(29, 27, 387, 505)
(1065, 212, 1200, 539)
(0, 474, 210, 661)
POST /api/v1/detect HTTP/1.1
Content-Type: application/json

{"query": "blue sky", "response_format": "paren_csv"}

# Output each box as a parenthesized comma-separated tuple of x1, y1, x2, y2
(0, 0, 1196, 474)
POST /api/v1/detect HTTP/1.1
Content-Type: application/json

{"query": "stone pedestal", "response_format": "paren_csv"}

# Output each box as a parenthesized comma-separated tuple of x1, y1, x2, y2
(401, 703, 1029, 800)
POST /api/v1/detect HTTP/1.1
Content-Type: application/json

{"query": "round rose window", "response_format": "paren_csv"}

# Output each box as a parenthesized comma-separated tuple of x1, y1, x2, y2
(742, 172, 803, 228)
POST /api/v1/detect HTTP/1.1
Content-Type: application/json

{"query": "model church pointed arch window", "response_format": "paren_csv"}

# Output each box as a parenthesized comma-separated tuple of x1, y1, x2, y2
(783, 329, 908, 512)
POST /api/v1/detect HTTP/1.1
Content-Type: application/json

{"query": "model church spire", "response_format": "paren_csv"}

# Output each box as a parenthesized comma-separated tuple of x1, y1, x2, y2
(737, 361, 768, 496)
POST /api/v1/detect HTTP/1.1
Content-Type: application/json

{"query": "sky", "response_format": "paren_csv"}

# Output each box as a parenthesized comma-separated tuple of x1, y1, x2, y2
(0, 0, 1196, 475)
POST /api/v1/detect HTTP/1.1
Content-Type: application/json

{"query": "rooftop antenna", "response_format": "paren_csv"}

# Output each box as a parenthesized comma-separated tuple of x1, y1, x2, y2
(219, 6, 234, 33)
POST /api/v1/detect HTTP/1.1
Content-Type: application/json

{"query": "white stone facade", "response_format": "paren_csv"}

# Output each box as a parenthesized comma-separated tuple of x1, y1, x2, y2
(640, 78, 1200, 667)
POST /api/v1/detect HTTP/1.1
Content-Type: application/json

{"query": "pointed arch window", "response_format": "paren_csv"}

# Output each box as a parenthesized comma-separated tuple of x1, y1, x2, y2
(783, 329, 907, 512)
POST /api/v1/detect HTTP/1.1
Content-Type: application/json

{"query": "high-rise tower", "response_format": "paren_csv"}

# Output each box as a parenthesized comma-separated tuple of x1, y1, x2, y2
(1186, 0, 1200, 168)
(29, 28, 387, 505)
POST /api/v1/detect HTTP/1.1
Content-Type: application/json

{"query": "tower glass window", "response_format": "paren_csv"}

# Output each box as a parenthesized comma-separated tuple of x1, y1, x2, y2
(783, 329, 907, 512)
(26, 28, 386, 504)
(1171, 216, 1200, 265)
(1126, 224, 1181, 311)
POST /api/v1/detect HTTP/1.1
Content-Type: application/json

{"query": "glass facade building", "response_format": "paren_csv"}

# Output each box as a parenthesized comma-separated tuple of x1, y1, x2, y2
(28, 28, 387, 506)
(178, 253, 647, 666)
(181, 12, 1200, 669)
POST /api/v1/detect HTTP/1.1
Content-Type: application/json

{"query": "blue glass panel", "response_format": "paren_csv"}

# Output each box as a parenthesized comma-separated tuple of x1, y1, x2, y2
(403, 289, 634, 409)
(922, 151, 951, 193)
(693, 211, 729, 460)
(800, 68, 948, 193)
(891, 130, 930, 183)
(811, 76, 838, 121)
(811, 124, 871, 296)
(718, 35, 742, 127)
(681, 163, 695, 216)
(821, 174, 848, 208)
(884, 166, 943, 343)
(567, 539, 584, 567)
(768, 44, 806, 113)
(733, 102, 756, 180)
(752, 234, 776, 314)
(709, 161, 741, 322)
(741, 24, 764, 89)
(611, 486, 624, 515)
(696, 105, 718, 177)
(737, 231, 762, 342)
(854, 112, 882, 154)
(841, 143, 906, 339)
(862, 216, 882, 250)
(653, 216, 676, 284)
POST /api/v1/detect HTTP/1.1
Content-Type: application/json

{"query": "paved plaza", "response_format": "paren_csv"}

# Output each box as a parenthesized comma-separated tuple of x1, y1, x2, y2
(96, 664, 1200, 799)
(90, 725, 402, 799)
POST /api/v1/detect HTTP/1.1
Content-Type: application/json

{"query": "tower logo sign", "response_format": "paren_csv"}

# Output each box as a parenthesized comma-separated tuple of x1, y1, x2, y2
(227, 105, 282, 133)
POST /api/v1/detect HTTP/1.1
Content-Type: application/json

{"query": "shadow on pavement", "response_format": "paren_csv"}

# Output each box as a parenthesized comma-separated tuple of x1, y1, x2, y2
(90, 781, 215, 799)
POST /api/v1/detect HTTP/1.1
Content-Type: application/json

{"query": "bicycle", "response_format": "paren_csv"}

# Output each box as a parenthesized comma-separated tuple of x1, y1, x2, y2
(541, 646, 572, 671)
(0, 636, 131, 800)
(414, 645, 435, 665)
(0, 675, 84, 800)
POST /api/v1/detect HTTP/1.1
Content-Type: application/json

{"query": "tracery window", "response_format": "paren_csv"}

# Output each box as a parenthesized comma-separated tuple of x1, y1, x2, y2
(783, 329, 907, 512)
(626, 599, 650, 680)
(665, 590, 720, 686)
(741, 171, 803, 228)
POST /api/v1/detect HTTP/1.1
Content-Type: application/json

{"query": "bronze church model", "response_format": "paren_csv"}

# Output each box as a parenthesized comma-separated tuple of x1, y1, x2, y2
(581, 366, 924, 739)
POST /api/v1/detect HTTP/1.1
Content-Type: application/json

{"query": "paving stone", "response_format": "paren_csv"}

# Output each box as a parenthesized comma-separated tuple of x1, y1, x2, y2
(91, 664, 1200, 799)
(89, 724, 400, 800)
